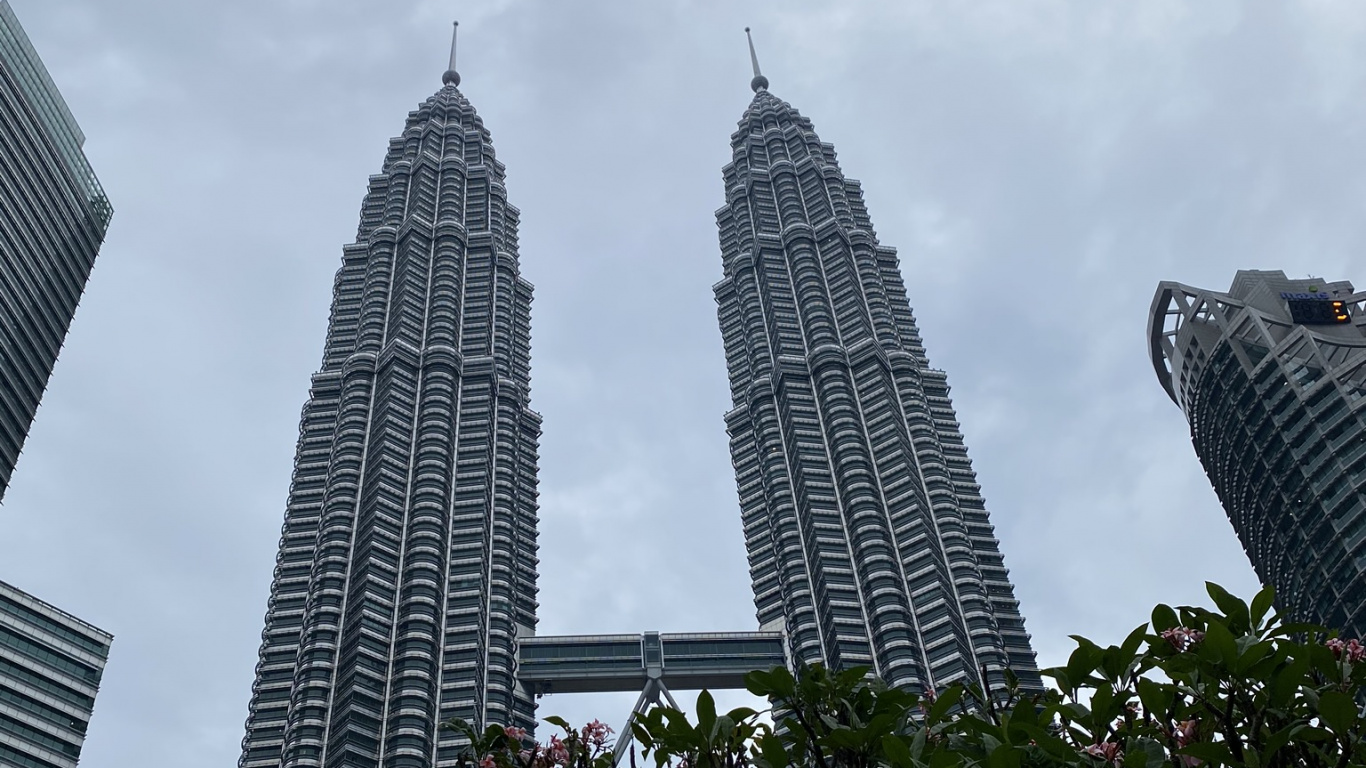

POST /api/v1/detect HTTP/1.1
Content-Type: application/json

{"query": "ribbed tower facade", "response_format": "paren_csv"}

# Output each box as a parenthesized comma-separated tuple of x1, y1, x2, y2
(0, 0, 112, 501)
(240, 58, 540, 768)
(714, 66, 1041, 693)
(1150, 270, 1366, 637)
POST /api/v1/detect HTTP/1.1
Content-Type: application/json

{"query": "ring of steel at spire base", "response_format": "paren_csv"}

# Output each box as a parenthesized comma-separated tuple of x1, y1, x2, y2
(443, 69, 461, 86)
(751, 74, 769, 92)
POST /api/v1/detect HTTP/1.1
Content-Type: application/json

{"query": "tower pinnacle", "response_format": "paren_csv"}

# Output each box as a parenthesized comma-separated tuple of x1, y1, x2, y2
(745, 27, 768, 92)
(442, 21, 460, 86)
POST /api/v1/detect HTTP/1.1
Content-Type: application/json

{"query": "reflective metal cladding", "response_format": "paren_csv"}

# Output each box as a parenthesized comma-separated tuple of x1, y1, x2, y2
(713, 79, 1042, 694)
(239, 66, 540, 767)
(1150, 269, 1366, 637)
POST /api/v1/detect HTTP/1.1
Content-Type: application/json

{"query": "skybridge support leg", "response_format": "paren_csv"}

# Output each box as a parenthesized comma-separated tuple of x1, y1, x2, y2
(612, 672, 677, 767)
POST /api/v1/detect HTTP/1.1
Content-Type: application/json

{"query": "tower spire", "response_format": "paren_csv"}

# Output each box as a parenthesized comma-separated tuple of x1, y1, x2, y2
(442, 21, 461, 87)
(745, 27, 768, 92)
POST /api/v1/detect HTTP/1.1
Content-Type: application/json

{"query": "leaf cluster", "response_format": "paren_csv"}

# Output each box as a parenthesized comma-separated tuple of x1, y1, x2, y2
(627, 584, 1366, 768)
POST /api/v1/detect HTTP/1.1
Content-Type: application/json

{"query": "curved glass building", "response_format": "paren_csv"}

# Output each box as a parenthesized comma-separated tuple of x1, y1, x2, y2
(1150, 269, 1366, 637)
(713, 48, 1041, 694)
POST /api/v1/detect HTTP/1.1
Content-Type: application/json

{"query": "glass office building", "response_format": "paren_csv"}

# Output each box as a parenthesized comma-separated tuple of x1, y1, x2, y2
(0, 0, 112, 501)
(712, 54, 1041, 694)
(0, 579, 112, 768)
(238, 51, 540, 768)
(1151, 270, 1366, 637)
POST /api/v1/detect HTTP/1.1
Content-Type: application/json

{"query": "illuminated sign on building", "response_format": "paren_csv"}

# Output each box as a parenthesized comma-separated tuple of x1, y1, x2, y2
(1285, 297, 1351, 325)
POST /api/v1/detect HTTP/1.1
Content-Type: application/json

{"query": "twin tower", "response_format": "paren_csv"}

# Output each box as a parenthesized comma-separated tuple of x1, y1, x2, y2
(239, 30, 1041, 768)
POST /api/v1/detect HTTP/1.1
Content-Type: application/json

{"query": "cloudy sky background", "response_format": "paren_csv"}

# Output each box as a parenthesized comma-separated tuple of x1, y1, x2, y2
(4, 0, 1365, 765)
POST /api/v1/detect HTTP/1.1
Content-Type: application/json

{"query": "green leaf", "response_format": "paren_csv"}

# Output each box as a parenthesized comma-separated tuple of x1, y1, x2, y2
(824, 728, 863, 751)
(1121, 624, 1148, 661)
(746, 667, 796, 699)
(1065, 638, 1101, 685)
(1318, 689, 1357, 734)
(987, 743, 1020, 768)
(1151, 603, 1179, 633)
(1136, 678, 1172, 718)
(758, 733, 789, 768)
(1090, 684, 1115, 733)
(927, 684, 965, 724)
(1134, 737, 1167, 768)
(696, 689, 717, 735)
(1201, 619, 1238, 666)
(712, 714, 735, 743)
(1003, 667, 1019, 692)
(1179, 741, 1235, 765)
(725, 707, 758, 723)
(1043, 667, 1072, 697)
(1250, 585, 1276, 630)
(544, 715, 571, 730)
(1206, 582, 1251, 635)
(1259, 723, 1299, 766)
(882, 735, 914, 768)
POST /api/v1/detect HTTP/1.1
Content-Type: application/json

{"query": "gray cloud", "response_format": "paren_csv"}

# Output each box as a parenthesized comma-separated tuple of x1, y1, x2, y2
(2, 0, 1362, 764)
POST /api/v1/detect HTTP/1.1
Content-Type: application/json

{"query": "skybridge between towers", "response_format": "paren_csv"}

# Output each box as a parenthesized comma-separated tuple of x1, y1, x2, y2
(517, 631, 788, 760)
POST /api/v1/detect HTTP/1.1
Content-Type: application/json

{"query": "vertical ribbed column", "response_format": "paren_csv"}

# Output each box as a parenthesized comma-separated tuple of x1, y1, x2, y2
(715, 87, 1040, 696)
(242, 78, 539, 768)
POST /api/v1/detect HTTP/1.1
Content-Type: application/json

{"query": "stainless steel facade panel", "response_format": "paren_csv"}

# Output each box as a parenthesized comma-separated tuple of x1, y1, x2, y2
(714, 87, 1041, 694)
(240, 79, 539, 768)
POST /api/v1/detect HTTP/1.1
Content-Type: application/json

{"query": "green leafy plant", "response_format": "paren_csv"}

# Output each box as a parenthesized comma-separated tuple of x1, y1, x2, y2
(623, 584, 1366, 767)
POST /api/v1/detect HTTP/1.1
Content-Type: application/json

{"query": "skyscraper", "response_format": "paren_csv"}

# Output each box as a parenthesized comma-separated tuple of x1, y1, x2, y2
(0, 0, 112, 502)
(712, 37, 1041, 694)
(0, 578, 112, 768)
(240, 30, 541, 768)
(1150, 269, 1366, 637)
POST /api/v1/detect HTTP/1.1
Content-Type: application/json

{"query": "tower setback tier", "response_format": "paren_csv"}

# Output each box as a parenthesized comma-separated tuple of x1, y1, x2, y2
(240, 74, 540, 768)
(714, 83, 1042, 694)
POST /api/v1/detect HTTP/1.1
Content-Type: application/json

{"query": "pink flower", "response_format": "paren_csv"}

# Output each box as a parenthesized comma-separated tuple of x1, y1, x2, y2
(1174, 720, 1198, 747)
(1161, 627, 1206, 652)
(1165, 720, 1202, 766)
(1083, 742, 1123, 764)
(580, 719, 613, 749)
(479, 757, 496, 768)
(504, 726, 529, 741)
(1326, 637, 1366, 663)
(548, 735, 570, 766)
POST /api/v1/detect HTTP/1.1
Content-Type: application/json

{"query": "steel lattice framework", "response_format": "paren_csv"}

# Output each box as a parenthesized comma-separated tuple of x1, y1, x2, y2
(712, 71, 1041, 694)
(240, 63, 541, 768)
(1150, 270, 1366, 637)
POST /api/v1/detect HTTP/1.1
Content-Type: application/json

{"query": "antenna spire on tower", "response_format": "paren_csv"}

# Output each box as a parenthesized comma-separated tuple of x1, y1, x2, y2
(745, 27, 768, 92)
(442, 21, 461, 87)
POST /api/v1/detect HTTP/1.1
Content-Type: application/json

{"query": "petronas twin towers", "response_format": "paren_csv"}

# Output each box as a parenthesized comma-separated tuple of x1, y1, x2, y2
(240, 29, 1039, 768)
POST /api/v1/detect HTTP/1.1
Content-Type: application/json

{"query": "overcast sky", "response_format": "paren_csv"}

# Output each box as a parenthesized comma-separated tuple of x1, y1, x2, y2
(4, 0, 1365, 765)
